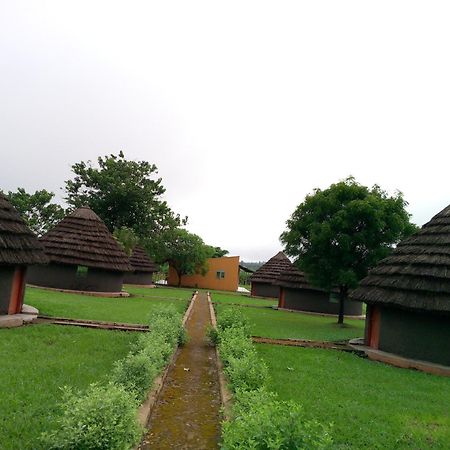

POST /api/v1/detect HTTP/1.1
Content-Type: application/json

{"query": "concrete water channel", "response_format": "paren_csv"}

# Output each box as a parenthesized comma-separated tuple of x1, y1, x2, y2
(140, 292, 221, 449)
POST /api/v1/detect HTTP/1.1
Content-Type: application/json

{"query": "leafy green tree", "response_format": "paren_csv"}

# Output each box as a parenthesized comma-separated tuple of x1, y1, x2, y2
(207, 246, 229, 258)
(5, 188, 65, 236)
(64, 151, 186, 262)
(113, 226, 139, 256)
(280, 177, 418, 324)
(165, 229, 213, 287)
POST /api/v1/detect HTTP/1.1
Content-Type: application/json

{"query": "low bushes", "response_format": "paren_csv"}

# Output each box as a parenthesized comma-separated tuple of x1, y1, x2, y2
(43, 303, 188, 450)
(221, 389, 333, 450)
(111, 305, 186, 401)
(41, 383, 141, 450)
(213, 306, 333, 449)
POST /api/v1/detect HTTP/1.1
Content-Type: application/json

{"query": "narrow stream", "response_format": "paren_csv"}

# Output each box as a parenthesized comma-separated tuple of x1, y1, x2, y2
(140, 292, 221, 449)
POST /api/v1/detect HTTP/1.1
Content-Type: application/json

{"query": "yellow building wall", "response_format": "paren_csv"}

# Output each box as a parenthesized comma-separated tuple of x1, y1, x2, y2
(167, 256, 240, 292)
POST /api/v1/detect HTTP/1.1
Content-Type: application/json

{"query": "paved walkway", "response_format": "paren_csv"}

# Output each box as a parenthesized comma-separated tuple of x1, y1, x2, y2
(140, 292, 221, 449)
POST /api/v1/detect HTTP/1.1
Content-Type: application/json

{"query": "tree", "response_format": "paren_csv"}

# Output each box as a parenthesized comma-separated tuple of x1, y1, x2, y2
(113, 226, 139, 256)
(5, 188, 65, 236)
(207, 246, 229, 258)
(64, 151, 186, 262)
(165, 228, 213, 287)
(280, 177, 418, 324)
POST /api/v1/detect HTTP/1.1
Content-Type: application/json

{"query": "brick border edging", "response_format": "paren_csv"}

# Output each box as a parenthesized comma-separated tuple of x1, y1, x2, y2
(135, 290, 198, 447)
(207, 292, 233, 421)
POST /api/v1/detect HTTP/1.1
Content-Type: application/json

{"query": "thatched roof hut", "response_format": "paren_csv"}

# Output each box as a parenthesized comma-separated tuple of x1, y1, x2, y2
(0, 193, 47, 267)
(250, 251, 293, 297)
(0, 193, 47, 315)
(124, 246, 159, 285)
(350, 204, 450, 366)
(276, 265, 362, 315)
(27, 207, 131, 293)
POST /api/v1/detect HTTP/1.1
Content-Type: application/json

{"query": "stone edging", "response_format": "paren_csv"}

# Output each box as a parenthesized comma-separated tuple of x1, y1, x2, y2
(207, 292, 233, 421)
(135, 290, 198, 447)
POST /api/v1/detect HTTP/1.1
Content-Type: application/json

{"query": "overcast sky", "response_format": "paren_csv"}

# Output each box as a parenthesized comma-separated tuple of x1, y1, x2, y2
(1, 1, 449, 261)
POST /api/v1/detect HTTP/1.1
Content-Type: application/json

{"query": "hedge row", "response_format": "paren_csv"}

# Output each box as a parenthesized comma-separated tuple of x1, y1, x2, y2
(213, 308, 333, 450)
(42, 304, 188, 450)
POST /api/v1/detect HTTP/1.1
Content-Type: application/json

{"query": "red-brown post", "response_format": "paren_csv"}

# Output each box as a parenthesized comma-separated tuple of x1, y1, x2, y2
(367, 305, 381, 349)
(8, 267, 26, 315)
(278, 287, 285, 308)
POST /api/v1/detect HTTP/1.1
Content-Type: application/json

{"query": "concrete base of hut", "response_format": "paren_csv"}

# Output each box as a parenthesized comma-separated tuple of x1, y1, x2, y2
(0, 304, 39, 328)
(349, 341, 450, 377)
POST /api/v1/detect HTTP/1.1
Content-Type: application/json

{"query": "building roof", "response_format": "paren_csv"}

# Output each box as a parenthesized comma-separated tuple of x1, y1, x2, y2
(39, 206, 131, 272)
(250, 251, 293, 284)
(0, 193, 48, 266)
(350, 204, 450, 313)
(239, 264, 254, 274)
(129, 246, 159, 273)
(274, 265, 325, 291)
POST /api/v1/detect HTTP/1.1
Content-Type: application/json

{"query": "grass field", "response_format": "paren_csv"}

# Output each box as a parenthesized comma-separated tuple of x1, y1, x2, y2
(256, 344, 450, 449)
(125, 285, 195, 299)
(215, 303, 365, 341)
(0, 324, 136, 450)
(25, 286, 190, 324)
(210, 291, 277, 307)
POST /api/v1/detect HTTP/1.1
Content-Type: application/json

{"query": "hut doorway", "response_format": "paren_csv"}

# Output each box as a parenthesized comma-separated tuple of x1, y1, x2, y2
(8, 267, 26, 315)
(367, 305, 381, 349)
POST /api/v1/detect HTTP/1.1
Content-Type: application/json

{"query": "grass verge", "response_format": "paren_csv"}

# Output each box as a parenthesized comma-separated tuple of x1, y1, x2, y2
(215, 303, 364, 341)
(0, 325, 136, 450)
(257, 344, 450, 449)
(211, 292, 277, 307)
(25, 286, 188, 324)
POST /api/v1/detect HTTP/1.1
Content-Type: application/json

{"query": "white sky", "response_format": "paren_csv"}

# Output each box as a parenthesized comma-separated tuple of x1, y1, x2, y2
(1, 1, 449, 261)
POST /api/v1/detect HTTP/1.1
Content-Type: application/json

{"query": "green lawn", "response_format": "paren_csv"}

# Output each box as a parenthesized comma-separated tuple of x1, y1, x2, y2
(257, 344, 450, 449)
(25, 286, 189, 324)
(124, 285, 195, 299)
(210, 291, 277, 307)
(215, 303, 365, 341)
(0, 324, 136, 450)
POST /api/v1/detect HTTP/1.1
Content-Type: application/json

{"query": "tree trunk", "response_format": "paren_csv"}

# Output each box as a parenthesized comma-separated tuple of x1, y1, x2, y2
(338, 286, 347, 325)
(176, 270, 182, 288)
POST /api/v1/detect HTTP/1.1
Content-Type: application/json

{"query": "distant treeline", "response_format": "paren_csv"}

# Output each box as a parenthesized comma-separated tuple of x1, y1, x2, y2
(240, 261, 265, 272)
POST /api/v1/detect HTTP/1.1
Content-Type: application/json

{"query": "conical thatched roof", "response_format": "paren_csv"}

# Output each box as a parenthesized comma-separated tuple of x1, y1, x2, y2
(0, 193, 48, 265)
(350, 204, 450, 313)
(250, 251, 293, 284)
(39, 207, 131, 272)
(274, 265, 324, 291)
(129, 246, 158, 273)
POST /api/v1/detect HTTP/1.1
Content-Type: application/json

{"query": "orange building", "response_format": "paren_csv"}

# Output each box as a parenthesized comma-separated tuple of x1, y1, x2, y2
(167, 256, 240, 292)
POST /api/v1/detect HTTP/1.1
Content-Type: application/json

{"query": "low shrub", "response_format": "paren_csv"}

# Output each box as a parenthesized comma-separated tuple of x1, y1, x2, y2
(223, 352, 269, 392)
(41, 383, 142, 450)
(44, 303, 189, 449)
(218, 327, 255, 364)
(137, 333, 173, 368)
(111, 351, 158, 401)
(148, 305, 187, 348)
(206, 324, 220, 345)
(221, 388, 333, 450)
(216, 308, 251, 336)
